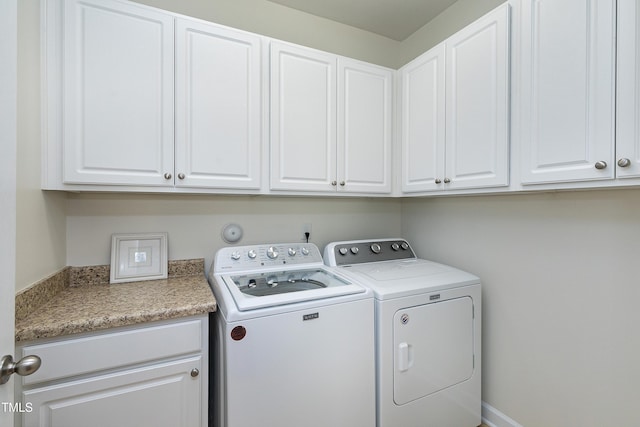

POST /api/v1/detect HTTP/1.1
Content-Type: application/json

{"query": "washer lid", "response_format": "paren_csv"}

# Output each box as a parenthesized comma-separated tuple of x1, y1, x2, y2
(220, 267, 366, 311)
(340, 259, 479, 300)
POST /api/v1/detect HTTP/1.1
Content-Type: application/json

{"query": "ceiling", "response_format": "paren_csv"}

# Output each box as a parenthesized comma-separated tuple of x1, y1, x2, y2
(266, 0, 459, 41)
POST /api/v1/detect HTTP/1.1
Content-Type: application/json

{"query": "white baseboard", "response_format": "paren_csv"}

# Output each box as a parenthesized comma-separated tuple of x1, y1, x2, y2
(481, 401, 524, 427)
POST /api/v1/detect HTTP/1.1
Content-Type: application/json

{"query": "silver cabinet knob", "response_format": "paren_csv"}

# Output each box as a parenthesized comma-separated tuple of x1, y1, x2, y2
(444, 178, 451, 183)
(190, 368, 199, 378)
(164, 172, 172, 180)
(331, 181, 337, 186)
(618, 158, 631, 168)
(594, 161, 607, 170)
(177, 173, 186, 180)
(435, 179, 442, 184)
(339, 181, 345, 186)
(0, 355, 41, 385)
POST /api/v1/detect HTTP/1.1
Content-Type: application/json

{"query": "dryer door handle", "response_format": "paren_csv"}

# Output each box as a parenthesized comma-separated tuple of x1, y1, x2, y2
(398, 342, 413, 372)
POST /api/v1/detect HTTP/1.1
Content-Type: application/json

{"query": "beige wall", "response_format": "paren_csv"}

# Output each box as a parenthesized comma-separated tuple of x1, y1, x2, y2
(132, 0, 400, 68)
(65, 193, 402, 276)
(402, 190, 640, 426)
(15, 0, 67, 293)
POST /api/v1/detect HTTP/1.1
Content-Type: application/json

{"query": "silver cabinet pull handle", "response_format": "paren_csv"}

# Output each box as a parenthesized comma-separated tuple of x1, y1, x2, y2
(594, 161, 607, 170)
(618, 158, 631, 168)
(0, 355, 41, 384)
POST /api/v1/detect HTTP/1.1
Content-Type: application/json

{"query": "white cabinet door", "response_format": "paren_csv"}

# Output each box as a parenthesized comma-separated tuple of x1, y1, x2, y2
(519, 0, 616, 184)
(401, 44, 446, 193)
(23, 357, 202, 427)
(338, 59, 393, 194)
(445, 4, 510, 190)
(616, 0, 640, 179)
(175, 20, 262, 189)
(63, 0, 174, 186)
(401, 4, 509, 194)
(270, 42, 337, 192)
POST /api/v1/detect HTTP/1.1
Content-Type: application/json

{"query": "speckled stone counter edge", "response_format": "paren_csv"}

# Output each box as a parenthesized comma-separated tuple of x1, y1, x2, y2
(15, 259, 207, 322)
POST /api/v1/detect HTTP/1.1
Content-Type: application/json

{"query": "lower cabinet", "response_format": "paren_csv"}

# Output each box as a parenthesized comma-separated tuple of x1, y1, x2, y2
(15, 316, 208, 427)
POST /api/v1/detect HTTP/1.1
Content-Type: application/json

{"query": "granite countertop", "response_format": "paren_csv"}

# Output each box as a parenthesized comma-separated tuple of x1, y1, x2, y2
(15, 259, 217, 343)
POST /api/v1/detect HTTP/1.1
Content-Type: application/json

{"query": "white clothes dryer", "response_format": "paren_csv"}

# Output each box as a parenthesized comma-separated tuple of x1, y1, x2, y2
(324, 238, 481, 427)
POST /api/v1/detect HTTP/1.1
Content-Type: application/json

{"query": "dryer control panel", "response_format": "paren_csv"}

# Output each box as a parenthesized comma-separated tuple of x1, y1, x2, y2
(324, 239, 416, 266)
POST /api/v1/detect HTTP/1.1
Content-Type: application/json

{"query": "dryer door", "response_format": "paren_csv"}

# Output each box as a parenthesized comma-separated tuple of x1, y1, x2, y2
(393, 296, 475, 405)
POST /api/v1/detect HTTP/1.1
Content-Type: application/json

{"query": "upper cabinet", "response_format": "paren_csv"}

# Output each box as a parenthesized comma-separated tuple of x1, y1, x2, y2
(175, 19, 262, 189)
(518, 0, 616, 184)
(338, 59, 393, 194)
(44, 0, 263, 191)
(270, 42, 393, 194)
(616, 0, 640, 179)
(269, 42, 337, 192)
(49, 0, 640, 197)
(62, 0, 175, 186)
(401, 4, 510, 193)
(400, 44, 446, 193)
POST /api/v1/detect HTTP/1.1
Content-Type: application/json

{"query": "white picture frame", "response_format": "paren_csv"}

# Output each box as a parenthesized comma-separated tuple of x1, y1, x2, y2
(110, 232, 168, 284)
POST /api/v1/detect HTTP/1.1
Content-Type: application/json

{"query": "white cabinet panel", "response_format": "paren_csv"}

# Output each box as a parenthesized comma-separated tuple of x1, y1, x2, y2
(18, 316, 208, 427)
(63, 0, 174, 186)
(338, 59, 393, 193)
(401, 4, 509, 194)
(445, 5, 509, 190)
(270, 42, 337, 192)
(401, 44, 446, 193)
(616, 0, 640, 179)
(23, 357, 202, 427)
(519, 0, 616, 184)
(175, 19, 262, 189)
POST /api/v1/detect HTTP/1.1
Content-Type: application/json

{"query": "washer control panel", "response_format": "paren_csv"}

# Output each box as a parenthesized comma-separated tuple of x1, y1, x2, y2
(324, 239, 416, 266)
(215, 243, 322, 272)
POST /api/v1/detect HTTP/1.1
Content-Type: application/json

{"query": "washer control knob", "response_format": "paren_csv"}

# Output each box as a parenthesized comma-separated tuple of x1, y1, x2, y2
(230, 251, 241, 261)
(301, 247, 310, 256)
(247, 249, 257, 259)
(267, 246, 279, 259)
(288, 247, 297, 257)
(370, 243, 382, 254)
(350, 247, 359, 254)
(391, 243, 400, 251)
(339, 247, 349, 256)
(401, 242, 409, 250)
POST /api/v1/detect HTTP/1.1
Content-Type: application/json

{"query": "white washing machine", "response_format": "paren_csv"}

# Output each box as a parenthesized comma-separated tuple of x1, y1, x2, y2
(209, 242, 375, 427)
(324, 238, 481, 427)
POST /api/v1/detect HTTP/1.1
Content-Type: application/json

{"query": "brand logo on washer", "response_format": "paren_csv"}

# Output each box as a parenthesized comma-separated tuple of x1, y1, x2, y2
(303, 312, 319, 321)
(400, 314, 409, 325)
